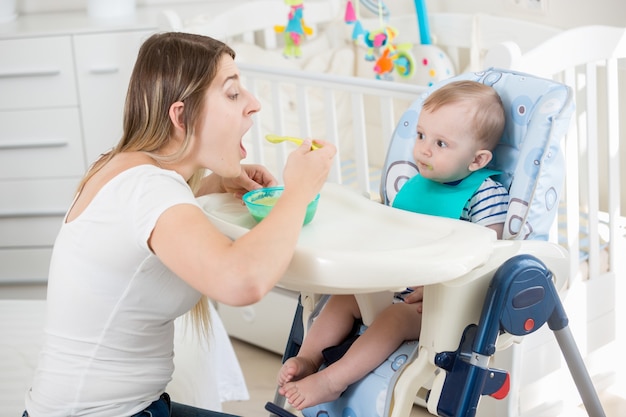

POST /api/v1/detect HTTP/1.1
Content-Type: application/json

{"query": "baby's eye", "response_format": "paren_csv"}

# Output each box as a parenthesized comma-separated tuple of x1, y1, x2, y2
(416, 132, 425, 140)
(436, 140, 448, 148)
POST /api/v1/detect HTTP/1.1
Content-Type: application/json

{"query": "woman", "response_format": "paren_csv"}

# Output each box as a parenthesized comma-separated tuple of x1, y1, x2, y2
(24, 32, 336, 417)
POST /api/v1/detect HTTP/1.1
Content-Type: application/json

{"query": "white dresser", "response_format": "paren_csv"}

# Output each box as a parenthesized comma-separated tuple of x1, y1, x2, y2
(0, 12, 158, 294)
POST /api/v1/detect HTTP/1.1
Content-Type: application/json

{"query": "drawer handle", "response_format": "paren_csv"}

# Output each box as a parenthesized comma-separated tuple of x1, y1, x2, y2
(89, 66, 120, 75)
(0, 139, 68, 150)
(0, 209, 66, 218)
(0, 69, 61, 78)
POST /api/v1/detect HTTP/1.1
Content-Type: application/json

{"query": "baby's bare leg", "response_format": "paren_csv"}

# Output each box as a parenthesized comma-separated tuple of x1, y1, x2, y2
(282, 302, 422, 410)
(277, 295, 361, 387)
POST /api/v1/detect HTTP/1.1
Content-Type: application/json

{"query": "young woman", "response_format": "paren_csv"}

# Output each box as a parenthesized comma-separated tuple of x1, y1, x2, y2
(24, 32, 336, 417)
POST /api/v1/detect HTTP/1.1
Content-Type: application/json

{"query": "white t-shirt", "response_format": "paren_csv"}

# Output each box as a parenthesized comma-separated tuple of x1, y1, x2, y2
(26, 165, 203, 417)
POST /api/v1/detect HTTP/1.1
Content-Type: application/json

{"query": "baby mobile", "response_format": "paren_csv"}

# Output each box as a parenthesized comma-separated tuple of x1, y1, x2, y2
(274, 0, 314, 58)
(345, 0, 455, 85)
(344, 0, 414, 81)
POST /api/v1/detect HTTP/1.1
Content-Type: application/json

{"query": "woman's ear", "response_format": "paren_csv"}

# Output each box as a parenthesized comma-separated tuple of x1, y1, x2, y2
(469, 150, 493, 172)
(168, 101, 185, 131)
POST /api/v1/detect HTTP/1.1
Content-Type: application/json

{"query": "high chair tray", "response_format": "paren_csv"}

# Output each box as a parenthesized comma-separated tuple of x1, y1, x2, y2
(199, 182, 496, 294)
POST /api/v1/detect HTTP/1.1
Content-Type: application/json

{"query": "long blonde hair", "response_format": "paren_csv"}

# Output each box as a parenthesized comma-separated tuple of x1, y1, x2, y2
(78, 32, 236, 339)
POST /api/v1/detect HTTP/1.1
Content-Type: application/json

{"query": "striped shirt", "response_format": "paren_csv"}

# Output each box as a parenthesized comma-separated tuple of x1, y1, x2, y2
(460, 177, 509, 227)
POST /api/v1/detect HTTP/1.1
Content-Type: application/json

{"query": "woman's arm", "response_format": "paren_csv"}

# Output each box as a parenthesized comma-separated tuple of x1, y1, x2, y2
(151, 140, 335, 306)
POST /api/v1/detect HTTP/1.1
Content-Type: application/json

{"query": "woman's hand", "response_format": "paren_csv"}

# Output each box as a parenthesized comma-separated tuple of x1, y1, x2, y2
(403, 286, 424, 314)
(222, 164, 278, 199)
(197, 165, 278, 198)
(282, 139, 336, 202)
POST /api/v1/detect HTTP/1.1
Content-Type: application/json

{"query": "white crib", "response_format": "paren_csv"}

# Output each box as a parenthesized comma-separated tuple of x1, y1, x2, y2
(162, 4, 625, 416)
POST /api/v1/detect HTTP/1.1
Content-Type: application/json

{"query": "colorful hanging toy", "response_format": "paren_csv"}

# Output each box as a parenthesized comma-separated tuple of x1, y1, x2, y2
(344, 0, 455, 84)
(274, 0, 313, 58)
(344, 0, 415, 81)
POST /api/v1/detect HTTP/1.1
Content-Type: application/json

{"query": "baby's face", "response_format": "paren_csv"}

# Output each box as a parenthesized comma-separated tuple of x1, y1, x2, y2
(413, 102, 483, 183)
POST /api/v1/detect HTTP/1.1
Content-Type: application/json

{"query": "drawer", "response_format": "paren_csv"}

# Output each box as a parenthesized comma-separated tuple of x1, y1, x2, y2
(218, 286, 299, 354)
(0, 177, 77, 247)
(0, 36, 78, 110)
(0, 216, 64, 248)
(73, 30, 151, 162)
(0, 248, 52, 284)
(0, 108, 86, 179)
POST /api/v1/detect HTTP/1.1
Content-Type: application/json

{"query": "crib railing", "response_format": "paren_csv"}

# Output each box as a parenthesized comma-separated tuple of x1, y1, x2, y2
(239, 63, 425, 197)
(486, 25, 626, 287)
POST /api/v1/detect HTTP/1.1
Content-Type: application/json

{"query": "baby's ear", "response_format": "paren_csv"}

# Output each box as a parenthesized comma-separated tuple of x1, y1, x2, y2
(469, 150, 493, 171)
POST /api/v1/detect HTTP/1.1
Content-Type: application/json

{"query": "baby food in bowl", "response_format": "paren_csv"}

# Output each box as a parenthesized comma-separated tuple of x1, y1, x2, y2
(242, 186, 320, 225)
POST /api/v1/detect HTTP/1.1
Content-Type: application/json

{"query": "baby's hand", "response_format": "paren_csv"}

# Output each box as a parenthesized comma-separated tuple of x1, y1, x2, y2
(403, 286, 424, 313)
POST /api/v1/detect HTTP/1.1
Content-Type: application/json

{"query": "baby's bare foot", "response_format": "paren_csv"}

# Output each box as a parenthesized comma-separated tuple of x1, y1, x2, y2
(281, 369, 347, 410)
(277, 357, 318, 387)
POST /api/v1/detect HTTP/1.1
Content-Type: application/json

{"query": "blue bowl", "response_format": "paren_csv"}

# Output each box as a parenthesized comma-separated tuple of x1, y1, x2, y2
(242, 186, 320, 225)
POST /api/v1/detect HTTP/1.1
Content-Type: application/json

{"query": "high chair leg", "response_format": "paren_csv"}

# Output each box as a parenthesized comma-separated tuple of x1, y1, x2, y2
(553, 322, 606, 417)
(432, 254, 606, 417)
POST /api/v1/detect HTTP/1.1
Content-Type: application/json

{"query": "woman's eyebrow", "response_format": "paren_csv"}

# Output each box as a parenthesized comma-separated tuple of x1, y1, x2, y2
(223, 74, 239, 85)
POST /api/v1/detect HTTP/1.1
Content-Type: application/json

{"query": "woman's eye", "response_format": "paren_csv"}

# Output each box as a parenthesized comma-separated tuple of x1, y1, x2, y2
(228, 93, 239, 100)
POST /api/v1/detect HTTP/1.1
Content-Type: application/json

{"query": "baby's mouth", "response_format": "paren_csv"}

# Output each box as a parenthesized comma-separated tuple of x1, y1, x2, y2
(418, 161, 433, 171)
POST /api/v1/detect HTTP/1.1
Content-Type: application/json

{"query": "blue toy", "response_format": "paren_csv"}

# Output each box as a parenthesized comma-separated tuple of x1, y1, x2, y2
(410, 0, 455, 86)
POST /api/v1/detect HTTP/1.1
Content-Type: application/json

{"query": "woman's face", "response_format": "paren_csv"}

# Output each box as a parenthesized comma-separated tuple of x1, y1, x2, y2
(191, 54, 261, 178)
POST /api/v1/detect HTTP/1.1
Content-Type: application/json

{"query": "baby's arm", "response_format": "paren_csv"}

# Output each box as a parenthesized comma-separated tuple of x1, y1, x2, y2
(486, 222, 504, 240)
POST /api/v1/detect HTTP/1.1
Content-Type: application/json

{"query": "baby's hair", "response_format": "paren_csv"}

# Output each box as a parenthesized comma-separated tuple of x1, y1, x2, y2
(423, 80, 505, 151)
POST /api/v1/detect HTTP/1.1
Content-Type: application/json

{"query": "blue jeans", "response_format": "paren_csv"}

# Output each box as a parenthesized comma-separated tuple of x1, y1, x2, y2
(22, 393, 240, 417)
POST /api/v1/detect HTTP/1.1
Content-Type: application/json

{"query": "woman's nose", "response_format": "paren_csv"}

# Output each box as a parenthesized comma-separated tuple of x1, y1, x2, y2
(246, 91, 262, 115)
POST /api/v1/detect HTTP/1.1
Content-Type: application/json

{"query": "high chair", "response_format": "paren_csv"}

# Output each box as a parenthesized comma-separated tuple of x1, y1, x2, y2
(198, 68, 606, 417)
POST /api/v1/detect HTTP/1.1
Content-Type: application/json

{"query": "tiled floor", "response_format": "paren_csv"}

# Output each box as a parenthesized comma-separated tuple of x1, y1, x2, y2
(221, 337, 626, 417)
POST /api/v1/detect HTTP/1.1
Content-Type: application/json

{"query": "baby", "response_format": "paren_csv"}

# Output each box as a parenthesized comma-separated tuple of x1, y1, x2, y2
(278, 80, 509, 410)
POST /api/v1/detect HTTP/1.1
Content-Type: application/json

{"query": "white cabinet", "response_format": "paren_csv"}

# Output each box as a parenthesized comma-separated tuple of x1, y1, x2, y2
(0, 25, 150, 287)
(73, 30, 151, 162)
(0, 35, 83, 285)
(0, 36, 78, 110)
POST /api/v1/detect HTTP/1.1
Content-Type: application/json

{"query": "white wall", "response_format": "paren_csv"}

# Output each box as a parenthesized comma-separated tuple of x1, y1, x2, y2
(18, 0, 218, 14)
(379, 0, 625, 29)
(16, 0, 626, 29)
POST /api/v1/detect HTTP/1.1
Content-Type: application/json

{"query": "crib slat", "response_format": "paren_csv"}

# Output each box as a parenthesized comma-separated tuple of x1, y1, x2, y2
(605, 57, 621, 274)
(323, 89, 343, 185)
(350, 92, 370, 194)
(585, 62, 601, 282)
(270, 80, 289, 180)
(563, 67, 581, 288)
(295, 84, 312, 140)
(379, 96, 395, 158)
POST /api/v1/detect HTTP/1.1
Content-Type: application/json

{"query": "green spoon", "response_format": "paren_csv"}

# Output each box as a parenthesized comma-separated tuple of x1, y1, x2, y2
(265, 134, 321, 150)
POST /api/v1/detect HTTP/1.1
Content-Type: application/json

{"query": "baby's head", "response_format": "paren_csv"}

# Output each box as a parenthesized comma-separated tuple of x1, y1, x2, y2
(414, 80, 505, 183)
(423, 80, 505, 151)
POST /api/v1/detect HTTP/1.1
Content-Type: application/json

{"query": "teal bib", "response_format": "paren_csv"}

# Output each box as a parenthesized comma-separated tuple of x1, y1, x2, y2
(391, 169, 500, 219)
